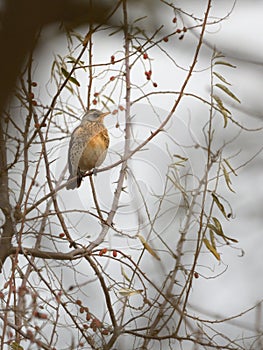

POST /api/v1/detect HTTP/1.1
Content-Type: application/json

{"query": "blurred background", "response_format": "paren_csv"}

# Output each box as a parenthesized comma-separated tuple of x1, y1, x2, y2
(1, 0, 263, 349)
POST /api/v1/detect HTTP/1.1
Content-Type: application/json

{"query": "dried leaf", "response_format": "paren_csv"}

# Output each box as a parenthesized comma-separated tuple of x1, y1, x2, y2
(102, 94, 116, 104)
(10, 343, 24, 350)
(203, 238, 220, 261)
(212, 94, 231, 128)
(215, 83, 241, 103)
(211, 192, 227, 218)
(213, 72, 231, 85)
(138, 234, 161, 261)
(209, 229, 217, 250)
(222, 164, 235, 193)
(118, 288, 143, 297)
(173, 154, 188, 161)
(121, 266, 131, 282)
(214, 61, 236, 68)
(209, 217, 238, 243)
(223, 158, 238, 176)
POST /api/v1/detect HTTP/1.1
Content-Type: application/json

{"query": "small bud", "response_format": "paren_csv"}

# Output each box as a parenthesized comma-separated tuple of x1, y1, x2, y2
(172, 17, 177, 23)
(59, 233, 65, 238)
(113, 250, 117, 257)
(194, 271, 199, 279)
(153, 82, 158, 88)
(31, 81, 38, 87)
(109, 76, 115, 81)
(111, 55, 115, 64)
(163, 36, 169, 42)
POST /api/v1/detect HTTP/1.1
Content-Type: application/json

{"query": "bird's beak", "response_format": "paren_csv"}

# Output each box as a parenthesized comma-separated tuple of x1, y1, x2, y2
(100, 111, 110, 119)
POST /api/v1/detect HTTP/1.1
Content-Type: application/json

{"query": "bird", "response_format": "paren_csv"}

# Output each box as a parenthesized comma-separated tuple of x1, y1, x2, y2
(66, 109, 110, 190)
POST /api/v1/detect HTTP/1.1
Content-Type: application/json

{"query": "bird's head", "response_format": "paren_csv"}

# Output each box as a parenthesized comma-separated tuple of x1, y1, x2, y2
(81, 109, 110, 123)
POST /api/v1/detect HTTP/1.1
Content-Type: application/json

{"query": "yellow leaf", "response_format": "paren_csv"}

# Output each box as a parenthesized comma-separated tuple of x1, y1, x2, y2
(215, 83, 241, 103)
(10, 343, 24, 350)
(213, 72, 231, 85)
(223, 158, 237, 176)
(138, 234, 161, 261)
(209, 229, 217, 250)
(209, 217, 238, 243)
(203, 238, 220, 261)
(118, 288, 143, 297)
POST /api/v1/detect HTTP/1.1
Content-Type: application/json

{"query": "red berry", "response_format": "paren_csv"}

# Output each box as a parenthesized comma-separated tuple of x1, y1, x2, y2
(172, 17, 177, 23)
(92, 99, 97, 105)
(163, 36, 169, 42)
(28, 92, 34, 99)
(153, 82, 158, 88)
(109, 76, 115, 81)
(94, 92, 99, 97)
(145, 70, 152, 80)
(32, 100, 37, 106)
(194, 271, 199, 279)
(111, 55, 115, 64)
(143, 53, 148, 59)
(99, 248, 108, 256)
(113, 250, 117, 257)
(31, 82, 37, 87)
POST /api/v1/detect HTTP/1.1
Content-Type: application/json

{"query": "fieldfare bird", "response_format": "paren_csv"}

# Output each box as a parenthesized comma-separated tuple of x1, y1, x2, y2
(66, 109, 110, 190)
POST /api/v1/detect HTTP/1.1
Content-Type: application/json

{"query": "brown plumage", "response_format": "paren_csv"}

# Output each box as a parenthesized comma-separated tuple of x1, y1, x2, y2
(66, 109, 110, 190)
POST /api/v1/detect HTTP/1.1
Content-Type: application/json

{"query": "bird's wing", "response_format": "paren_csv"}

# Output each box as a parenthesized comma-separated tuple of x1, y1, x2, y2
(68, 125, 89, 177)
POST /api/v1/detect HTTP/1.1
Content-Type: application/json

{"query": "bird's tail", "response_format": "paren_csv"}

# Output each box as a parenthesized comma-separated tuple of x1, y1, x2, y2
(66, 172, 83, 190)
(66, 175, 78, 190)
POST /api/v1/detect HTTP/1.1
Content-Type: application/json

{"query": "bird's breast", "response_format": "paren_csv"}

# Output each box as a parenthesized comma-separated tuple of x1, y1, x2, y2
(78, 131, 109, 171)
